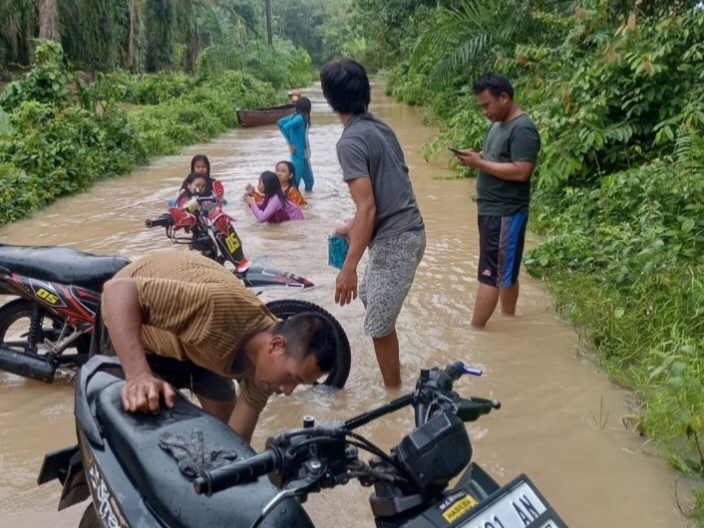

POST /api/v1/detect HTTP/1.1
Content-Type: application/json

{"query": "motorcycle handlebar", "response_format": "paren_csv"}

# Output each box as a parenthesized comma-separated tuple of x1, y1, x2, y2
(145, 214, 174, 229)
(455, 397, 501, 423)
(445, 362, 483, 380)
(193, 449, 280, 497)
(415, 362, 490, 427)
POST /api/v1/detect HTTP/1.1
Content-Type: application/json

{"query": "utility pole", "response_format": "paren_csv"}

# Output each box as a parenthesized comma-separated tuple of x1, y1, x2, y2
(265, 0, 273, 45)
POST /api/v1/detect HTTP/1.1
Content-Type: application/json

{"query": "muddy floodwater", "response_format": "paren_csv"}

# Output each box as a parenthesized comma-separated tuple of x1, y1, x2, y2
(0, 84, 695, 528)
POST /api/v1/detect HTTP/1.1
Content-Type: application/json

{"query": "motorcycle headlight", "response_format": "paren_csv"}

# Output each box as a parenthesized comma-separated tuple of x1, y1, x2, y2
(394, 412, 472, 493)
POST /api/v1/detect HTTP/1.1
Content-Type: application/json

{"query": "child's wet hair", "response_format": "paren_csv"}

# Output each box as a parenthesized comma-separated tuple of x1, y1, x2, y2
(190, 154, 211, 177)
(276, 160, 296, 182)
(185, 172, 206, 186)
(260, 170, 288, 204)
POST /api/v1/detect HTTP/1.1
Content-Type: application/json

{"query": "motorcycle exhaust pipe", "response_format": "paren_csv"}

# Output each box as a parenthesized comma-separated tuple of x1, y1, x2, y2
(0, 345, 57, 383)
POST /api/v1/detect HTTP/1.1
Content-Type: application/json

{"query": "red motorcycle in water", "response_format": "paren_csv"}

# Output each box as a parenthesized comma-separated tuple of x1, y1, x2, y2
(0, 182, 351, 388)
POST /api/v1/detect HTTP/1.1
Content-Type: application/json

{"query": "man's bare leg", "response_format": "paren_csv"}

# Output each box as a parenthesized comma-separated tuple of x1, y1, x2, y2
(471, 283, 500, 328)
(500, 281, 519, 315)
(372, 329, 401, 387)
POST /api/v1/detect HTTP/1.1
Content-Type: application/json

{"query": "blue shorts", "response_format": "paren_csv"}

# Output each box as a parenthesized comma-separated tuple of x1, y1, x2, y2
(477, 212, 528, 288)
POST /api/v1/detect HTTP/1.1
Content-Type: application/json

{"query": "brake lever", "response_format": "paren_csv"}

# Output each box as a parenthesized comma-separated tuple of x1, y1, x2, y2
(260, 471, 324, 518)
(260, 487, 300, 518)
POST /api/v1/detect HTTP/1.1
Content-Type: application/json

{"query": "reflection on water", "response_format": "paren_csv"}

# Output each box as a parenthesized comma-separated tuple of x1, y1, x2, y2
(0, 83, 692, 528)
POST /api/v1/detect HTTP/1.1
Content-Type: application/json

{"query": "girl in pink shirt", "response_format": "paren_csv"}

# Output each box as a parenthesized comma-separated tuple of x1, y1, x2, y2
(243, 171, 304, 223)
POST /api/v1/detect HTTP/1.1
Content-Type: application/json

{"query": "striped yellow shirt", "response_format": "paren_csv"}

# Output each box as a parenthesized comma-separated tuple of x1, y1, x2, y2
(105, 250, 277, 412)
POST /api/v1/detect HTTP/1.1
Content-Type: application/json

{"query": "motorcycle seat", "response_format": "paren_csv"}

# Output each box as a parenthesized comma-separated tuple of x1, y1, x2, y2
(94, 380, 313, 528)
(0, 244, 130, 287)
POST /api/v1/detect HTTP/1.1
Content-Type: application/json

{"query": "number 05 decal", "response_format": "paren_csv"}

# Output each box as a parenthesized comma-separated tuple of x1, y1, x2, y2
(224, 233, 240, 253)
(36, 287, 60, 305)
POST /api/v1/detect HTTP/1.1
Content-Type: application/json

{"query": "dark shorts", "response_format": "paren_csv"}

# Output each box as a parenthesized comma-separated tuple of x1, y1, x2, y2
(90, 311, 236, 402)
(477, 212, 528, 288)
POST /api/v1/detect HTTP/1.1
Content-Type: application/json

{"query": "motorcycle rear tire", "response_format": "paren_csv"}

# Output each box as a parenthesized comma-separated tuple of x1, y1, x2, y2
(0, 298, 90, 356)
(78, 503, 99, 528)
(265, 299, 351, 389)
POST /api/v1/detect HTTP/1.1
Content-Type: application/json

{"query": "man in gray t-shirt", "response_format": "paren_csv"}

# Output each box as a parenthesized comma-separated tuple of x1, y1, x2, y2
(320, 59, 426, 387)
(455, 73, 541, 329)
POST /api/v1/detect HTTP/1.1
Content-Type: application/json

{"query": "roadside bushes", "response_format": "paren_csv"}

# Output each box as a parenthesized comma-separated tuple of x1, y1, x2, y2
(0, 42, 285, 226)
(383, 0, 704, 506)
(523, 150, 704, 475)
(0, 100, 141, 197)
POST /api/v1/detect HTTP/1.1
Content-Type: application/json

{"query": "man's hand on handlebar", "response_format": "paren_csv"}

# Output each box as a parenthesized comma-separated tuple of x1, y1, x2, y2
(121, 372, 177, 414)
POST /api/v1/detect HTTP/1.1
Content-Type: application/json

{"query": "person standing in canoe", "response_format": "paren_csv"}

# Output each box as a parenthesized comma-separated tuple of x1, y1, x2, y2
(277, 97, 314, 192)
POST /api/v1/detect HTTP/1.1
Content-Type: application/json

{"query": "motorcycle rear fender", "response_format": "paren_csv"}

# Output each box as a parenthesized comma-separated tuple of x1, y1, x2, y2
(0, 269, 26, 297)
(37, 444, 91, 511)
(0, 275, 17, 296)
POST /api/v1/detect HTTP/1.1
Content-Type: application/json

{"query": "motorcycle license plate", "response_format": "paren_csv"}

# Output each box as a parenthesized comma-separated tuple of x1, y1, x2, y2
(458, 475, 568, 528)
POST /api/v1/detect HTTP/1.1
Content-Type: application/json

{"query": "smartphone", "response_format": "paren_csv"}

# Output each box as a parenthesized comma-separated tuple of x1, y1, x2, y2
(448, 147, 464, 155)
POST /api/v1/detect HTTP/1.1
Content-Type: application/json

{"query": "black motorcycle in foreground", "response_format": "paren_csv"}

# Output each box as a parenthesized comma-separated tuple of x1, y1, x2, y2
(39, 357, 569, 528)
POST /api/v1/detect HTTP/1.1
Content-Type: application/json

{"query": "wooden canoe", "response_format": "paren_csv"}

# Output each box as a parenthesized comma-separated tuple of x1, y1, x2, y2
(236, 103, 296, 128)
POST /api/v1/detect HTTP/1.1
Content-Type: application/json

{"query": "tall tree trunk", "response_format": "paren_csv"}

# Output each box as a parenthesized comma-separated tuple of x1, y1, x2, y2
(38, 0, 59, 40)
(265, 0, 273, 45)
(126, 0, 137, 70)
(191, 24, 199, 73)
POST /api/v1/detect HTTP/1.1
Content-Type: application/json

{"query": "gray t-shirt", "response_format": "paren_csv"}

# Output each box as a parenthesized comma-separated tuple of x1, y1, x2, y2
(476, 113, 541, 216)
(336, 113, 423, 242)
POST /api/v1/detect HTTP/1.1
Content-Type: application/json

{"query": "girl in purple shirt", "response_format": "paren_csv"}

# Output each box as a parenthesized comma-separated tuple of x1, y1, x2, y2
(243, 171, 304, 223)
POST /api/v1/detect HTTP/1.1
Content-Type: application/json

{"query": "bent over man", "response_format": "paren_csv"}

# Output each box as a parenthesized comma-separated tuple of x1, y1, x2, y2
(94, 250, 338, 443)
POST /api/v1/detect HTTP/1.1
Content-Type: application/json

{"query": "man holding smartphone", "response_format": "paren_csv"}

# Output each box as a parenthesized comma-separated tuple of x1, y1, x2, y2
(454, 73, 541, 328)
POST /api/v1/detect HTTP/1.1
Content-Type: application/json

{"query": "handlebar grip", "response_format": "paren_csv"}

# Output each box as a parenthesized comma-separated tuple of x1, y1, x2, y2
(193, 450, 279, 497)
(445, 362, 465, 381)
(456, 398, 501, 422)
(145, 214, 173, 229)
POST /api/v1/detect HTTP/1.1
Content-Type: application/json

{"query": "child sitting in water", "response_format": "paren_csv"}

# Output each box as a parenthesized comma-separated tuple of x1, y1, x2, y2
(179, 155, 216, 197)
(177, 172, 208, 210)
(245, 161, 307, 206)
(243, 171, 304, 223)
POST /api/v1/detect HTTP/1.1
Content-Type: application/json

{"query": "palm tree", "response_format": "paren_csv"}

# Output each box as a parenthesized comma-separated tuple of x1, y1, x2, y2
(265, 0, 272, 44)
(1, 0, 35, 67)
(126, 0, 140, 70)
(411, 0, 544, 88)
(38, 0, 58, 40)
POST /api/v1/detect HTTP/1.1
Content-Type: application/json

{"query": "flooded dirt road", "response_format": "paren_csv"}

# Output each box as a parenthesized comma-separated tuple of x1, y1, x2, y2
(0, 84, 694, 527)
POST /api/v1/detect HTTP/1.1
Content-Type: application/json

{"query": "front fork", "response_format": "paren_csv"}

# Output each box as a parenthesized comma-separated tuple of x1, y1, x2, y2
(211, 215, 249, 271)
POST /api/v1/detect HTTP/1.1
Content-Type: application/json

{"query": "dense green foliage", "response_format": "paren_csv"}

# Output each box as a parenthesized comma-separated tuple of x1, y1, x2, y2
(356, 0, 704, 516)
(272, 0, 358, 66)
(0, 0, 360, 75)
(0, 0, 326, 75)
(0, 41, 301, 226)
